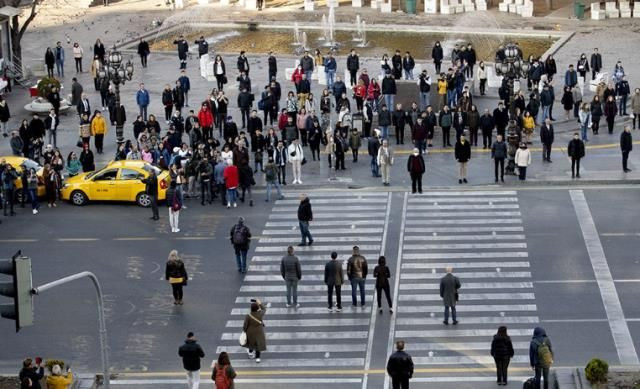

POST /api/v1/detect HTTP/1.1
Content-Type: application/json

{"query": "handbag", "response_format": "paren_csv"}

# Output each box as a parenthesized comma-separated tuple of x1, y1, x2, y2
(171, 192, 181, 212)
(301, 157, 307, 165)
(222, 75, 228, 84)
(239, 331, 247, 346)
(169, 277, 184, 284)
(76, 137, 83, 148)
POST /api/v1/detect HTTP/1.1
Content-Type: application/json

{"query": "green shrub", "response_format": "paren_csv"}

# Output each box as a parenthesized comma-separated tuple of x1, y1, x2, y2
(585, 358, 609, 384)
(44, 359, 65, 372)
(36, 77, 61, 98)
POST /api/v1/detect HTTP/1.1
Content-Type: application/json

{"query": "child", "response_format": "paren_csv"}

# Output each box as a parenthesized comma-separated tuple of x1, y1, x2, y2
(349, 127, 361, 162)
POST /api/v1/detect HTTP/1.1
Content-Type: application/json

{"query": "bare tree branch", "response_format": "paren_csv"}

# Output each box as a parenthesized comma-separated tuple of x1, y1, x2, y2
(17, 0, 39, 40)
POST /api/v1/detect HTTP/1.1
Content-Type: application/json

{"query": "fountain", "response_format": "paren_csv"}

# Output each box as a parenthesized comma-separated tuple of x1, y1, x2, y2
(328, 6, 335, 45)
(301, 31, 308, 50)
(292, 22, 301, 46)
(318, 15, 328, 42)
(356, 20, 369, 47)
(353, 15, 363, 42)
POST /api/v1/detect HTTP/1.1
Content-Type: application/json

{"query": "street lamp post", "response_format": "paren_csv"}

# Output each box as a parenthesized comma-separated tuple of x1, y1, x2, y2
(97, 46, 134, 145)
(494, 43, 530, 175)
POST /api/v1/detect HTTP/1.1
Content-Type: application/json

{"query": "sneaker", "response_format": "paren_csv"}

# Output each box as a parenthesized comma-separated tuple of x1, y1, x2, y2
(255, 358, 261, 363)
(328, 307, 333, 312)
(379, 308, 383, 314)
(295, 303, 301, 308)
(452, 320, 459, 325)
(308, 240, 314, 246)
(463, 178, 468, 183)
(298, 180, 303, 184)
(32, 209, 38, 215)
(335, 306, 342, 312)
(458, 179, 462, 184)
(285, 304, 292, 308)
(389, 308, 393, 314)
(175, 228, 180, 232)
(227, 203, 231, 209)
(443, 320, 449, 325)
(247, 350, 255, 358)
(233, 203, 237, 208)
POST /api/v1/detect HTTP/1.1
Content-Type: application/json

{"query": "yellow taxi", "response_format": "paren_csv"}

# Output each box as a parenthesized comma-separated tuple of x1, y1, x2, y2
(0, 156, 46, 200)
(61, 160, 171, 207)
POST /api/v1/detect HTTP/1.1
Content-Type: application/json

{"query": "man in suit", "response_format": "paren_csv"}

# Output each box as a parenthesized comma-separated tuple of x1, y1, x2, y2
(440, 267, 461, 325)
(540, 118, 554, 162)
(77, 93, 91, 117)
(324, 251, 344, 312)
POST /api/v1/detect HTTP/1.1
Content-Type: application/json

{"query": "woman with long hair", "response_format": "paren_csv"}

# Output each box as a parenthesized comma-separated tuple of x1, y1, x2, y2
(490, 326, 514, 386)
(165, 250, 188, 304)
(373, 256, 393, 314)
(213, 55, 226, 91)
(242, 299, 267, 363)
(211, 352, 237, 388)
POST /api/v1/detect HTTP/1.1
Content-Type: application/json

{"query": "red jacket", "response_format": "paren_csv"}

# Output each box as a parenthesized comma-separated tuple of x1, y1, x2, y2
(198, 107, 214, 128)
(354, 84, 366, 99)
(223, 165, 239, 189)
(291, 68, 303, 85)
(278, 112, 289, 131)
(367, 82, 380, 100)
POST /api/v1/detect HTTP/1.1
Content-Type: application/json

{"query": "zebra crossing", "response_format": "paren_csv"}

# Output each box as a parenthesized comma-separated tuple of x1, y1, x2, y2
(388, 191, 538, 385)
(217, 191, 391, 385)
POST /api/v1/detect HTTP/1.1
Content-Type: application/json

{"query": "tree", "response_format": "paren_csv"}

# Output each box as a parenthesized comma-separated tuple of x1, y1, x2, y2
(0, 0, 40, 63)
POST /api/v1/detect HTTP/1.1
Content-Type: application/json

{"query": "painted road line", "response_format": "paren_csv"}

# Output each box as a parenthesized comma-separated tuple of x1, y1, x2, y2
(400, 272, 532, 279)
(396, 328, 533, 338)
(0, 239, 39, 243)
(269, 212, 385, 220)
(403, 252, 529, 259)
(406, 219, 523, 225)
(362, 192, 392, 389)
(601, 232, 640, 237)
(251, 255, 378, 262)
(396, 316, 539, 326)
(397, 304, 537, 313)
(225, 318, 369, 327)
(235, 295, 353, 303)
(570, 190, 640, 365)
(417, 191, 517, 196)
(273, 205, 381, 212)
(239, 284, 375, 292)
(266, 220, 385, 227)
(408, 211, 522, 218)
(111, 378, 361, 385)
(174, 236, 213, 240)
(263, 228, 384, 235)
(399, 281, 533, 290)
(402, 261, 530, 269)
(113, 237, 157, 241)
(218, 343, 367, 354)
(411, 376, 529, 383)
(277, 192, 388, 198)
(399, 292, 535, 301)
(231, 358, 366, 368)
(230, 306, 373, 315)
(384, 192, 408, 389)
(541, 318, 608, 323)
(404, 234, 525, 241)
(56, 238, 100, 242)
(403, 243, 527, 250)
(412, 355, 529, 365)
(256, 245, 381, 252)
(402, 341, 530, 351)
(277, 198, 388, 205)
(221, 331, 368, 340)
(248, 265, 344, 272)
(534, 279, 596, 284)
(244, 274, 341, 282)
(258, 236, 382, 243)
(407, 197, 518, 203)
(406, 226, 524, 233)
(407, 204, 520, 210)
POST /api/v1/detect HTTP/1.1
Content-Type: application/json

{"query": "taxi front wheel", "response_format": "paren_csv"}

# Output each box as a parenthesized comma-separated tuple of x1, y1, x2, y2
(136, 192, 152, 207)
(71, 190, 88, 206)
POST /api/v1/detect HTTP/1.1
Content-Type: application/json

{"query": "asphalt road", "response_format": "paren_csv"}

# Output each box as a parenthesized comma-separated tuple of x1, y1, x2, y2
(1, 185, 639, 388)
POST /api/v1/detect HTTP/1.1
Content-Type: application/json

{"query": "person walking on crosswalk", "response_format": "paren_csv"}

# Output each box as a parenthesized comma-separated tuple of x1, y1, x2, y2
(374, 256, 393, 314)
(178, 332, 205, 389)
(386, 340, 414, 389)
(230, 217, 252, 274)
(439, 267, 461, 325)
(281, 246, 302, 308)
(324, 251, 344, 312)
(529, 327, 554, 389)
(491, 326, 514, 386)
(347, 246, 369, 307)
(243, 299, 267, 363)
(297, 194, 314, 246)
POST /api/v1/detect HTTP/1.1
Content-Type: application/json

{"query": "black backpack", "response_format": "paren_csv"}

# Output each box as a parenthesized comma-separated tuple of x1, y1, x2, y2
(232, 225, 246, 245)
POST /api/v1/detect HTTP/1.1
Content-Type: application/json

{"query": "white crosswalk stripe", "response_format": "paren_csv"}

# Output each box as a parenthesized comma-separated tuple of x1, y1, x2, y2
(388, 191, 540, 386)
(217, 192, 391, 374)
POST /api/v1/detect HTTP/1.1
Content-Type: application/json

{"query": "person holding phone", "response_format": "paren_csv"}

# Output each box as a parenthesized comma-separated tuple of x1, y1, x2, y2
(45, 364, 72, 389)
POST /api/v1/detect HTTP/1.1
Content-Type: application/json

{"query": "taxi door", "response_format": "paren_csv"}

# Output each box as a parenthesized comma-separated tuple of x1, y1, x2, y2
(90, 169, 119, 200)
(117, 168, 146, 201)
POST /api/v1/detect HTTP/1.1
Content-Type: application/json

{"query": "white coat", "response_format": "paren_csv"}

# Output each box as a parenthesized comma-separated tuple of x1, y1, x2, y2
(287, 142, 304, 162)
(515, 148, 532, 167)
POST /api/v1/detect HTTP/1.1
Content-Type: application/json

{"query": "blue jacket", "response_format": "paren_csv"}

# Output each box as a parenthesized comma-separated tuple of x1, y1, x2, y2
(136, 89, 150, 107)
(178, 75, 191, 92)
(529, 327, 553, 367)
(55, 47, 65, 62)
(564, 70, 577, 87)
(324, 57, 337, 72)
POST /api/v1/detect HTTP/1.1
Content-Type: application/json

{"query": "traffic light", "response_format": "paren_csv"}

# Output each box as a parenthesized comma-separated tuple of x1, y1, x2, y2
(0, 251, 33, 332)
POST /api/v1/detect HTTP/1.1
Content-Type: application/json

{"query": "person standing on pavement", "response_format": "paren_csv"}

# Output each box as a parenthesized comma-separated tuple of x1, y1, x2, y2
(590, 48, 602, 80)
(347, 246, 368, 307)
(540, 119, 554, 162)
(440, 267, 460, 325)
(136, 83, 150, 121)
(377, 139, 394, 186)
(407, 148, 425, 194)
(621, 125, 633, 172)
(297, 194, 314, 246)
(568, 132, 585, 179)
(223, 160, 239, 208)
(264, 157, 284, 202)
(347, 49, 360, 87)
(173, 36, 189, 70)
(19, 358, 44, 389)
(178, 332, 205, 389)
(141, 168, 159, 220)
(386, 340, 414, 389)
(515, 143, 532, 181)
(480, 108, 494, 149)
(166, 180, 182, 233)
(604, 95, 618, 134)
(324, 251, 344, 312)
(374, 256, 393, 314)
(54, 41, 65, 78)
(616, 75, 630, 116)
(281, 246, 302, 308)
(454, 134, 471, 184)
(529, 327, 554, 389)
(631, 88, 640, 130)
(230, 217, 251, 274)
(491, 134, 507, 183)
(368, 130, 381, 177)
(243, 299, 267, 363)
(287, 138, 304, 184)
(165, 250, 188, 304)
(491, 326, 514, 386)
(578, 103, 591, 142)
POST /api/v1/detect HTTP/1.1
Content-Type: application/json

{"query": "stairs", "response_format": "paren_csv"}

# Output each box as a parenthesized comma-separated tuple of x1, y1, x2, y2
(6, 54, 31, 88)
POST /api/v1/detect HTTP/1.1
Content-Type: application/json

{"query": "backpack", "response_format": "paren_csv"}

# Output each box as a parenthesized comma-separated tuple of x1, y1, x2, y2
(265, 165, 276, 181)
(213, 363, 232, 389)
(258, 98, 265, 111)
(232, 225, 246, 245)
(535, 339, 553, 368)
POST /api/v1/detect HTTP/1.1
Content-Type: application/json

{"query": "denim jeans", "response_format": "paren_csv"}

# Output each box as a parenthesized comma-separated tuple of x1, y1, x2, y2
(326, 70, 335, 90)
(227, 187, 238, 205)
(28, 189, 39, 210)
(370, 156, 379, 177)
(266, 181, 283, 201)
(447, 90, 456, 107)
(404, 69, 414, 80)
(350, 277, 366, 306)
(305, 70, 313, 83)
(299, 221, 313, 244)
(285, 279, 298, 305)
(419, 92, 430, 111)
(581, 124, 589, 141)
(55, 60, 64, 77)
(380, 126, 389, 140)
(619, 95, 628, 115)
(139, 105, 148, 121)
(383, 94, 395, 110)
(234, 246, 248, 272)
(542, 105, 551, 121)
(444, 305, 457, 322)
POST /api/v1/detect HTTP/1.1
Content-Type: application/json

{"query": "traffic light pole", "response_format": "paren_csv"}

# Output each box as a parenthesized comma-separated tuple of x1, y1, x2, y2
(31, 272, 110, 389)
